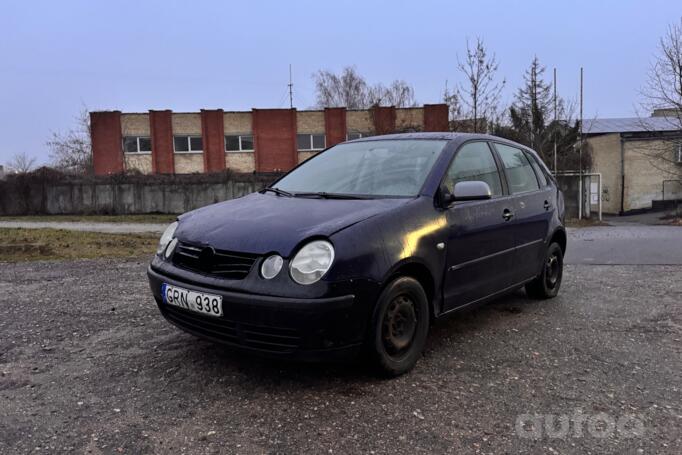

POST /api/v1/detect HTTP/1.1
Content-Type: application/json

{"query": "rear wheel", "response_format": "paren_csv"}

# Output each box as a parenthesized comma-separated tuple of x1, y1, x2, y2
(525, 242, 563, 299)
(368, 277, 430, 376)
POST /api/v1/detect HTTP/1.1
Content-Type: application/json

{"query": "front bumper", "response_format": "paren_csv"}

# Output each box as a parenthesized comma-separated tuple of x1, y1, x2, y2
(147, 266, 369, 361)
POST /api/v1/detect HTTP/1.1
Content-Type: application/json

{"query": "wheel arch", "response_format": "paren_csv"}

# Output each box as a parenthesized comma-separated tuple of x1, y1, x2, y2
(382, 259, 437, 321)
(549, 227, 567, 255)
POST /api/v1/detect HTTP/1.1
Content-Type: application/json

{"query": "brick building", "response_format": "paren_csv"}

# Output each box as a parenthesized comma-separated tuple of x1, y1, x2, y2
(90, 104, 449, 176)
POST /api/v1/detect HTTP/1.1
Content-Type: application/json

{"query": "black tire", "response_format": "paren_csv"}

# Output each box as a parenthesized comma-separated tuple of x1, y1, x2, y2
(368, 277, 430, 377)
(525, 242, 563, 299)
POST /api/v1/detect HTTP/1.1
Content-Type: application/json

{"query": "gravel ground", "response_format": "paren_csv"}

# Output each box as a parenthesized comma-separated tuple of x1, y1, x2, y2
(0, 259, 680, 454)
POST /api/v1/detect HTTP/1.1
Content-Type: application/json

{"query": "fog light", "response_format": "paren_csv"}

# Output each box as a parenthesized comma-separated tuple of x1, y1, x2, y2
(261, 255, 283, 279)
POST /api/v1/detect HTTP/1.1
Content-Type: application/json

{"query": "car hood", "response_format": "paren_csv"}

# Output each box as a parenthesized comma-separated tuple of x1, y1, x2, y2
(175, 192, 409, 256)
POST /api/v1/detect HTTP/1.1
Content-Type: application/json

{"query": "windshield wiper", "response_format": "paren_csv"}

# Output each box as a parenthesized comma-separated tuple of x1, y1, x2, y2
(293, 192, 371, 200)
(260, 187, 294, 197)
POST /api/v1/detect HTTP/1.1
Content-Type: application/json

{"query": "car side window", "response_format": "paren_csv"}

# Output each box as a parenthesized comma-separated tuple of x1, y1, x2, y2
(444, 142, 503, 196)
(526, 152, 548, 187)
(495, 144, 541, 194)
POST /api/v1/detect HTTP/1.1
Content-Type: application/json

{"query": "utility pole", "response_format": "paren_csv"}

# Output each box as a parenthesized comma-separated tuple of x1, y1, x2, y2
(553, 67, 558, 173)
(578, 67, 584, 219)
(288, 64, 293, 109)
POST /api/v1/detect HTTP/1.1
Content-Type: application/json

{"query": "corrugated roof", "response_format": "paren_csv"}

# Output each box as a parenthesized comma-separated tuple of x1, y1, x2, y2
(582, 117, 681, 134)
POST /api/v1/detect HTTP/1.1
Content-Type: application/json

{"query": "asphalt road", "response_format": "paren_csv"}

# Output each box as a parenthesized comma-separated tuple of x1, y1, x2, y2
(565, 226, 682, 265)
(1, 256, 680, 454)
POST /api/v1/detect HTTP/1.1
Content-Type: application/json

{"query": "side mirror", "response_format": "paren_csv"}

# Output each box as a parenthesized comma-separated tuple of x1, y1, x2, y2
(453, 181, 492, 201)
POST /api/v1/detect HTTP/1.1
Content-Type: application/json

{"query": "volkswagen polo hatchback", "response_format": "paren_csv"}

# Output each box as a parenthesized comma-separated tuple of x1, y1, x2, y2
(148, 133, 566, 375)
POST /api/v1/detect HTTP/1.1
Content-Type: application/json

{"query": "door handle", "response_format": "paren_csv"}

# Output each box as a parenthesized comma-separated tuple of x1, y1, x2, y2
(544, 200, 552, 211)
(502, 209, 514, 221)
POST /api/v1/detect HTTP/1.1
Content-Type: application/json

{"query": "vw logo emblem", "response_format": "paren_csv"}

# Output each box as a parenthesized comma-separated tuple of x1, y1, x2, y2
(198, 246, 216, 271)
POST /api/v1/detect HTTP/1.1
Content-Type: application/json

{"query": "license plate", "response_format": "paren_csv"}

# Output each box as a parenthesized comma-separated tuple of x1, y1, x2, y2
(162, 283, 223, 317)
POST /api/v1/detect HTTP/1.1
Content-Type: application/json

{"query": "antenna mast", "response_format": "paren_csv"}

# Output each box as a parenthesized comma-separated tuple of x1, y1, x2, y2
(288, 64, 293, 109)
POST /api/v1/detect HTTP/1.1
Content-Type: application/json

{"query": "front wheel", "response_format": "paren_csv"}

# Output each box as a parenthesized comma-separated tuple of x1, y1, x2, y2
(368, 277, 430, 377)
(525, 242, 563, 299)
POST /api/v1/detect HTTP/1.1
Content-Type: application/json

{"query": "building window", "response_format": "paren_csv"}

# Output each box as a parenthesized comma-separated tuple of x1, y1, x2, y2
(174, 136, 203, 153)
(675, 143, 682, 164)
(225, 135, 254, 152)
(123, 136, 152, 154)
(346, 132, 366, 141)
(297, 133, 326, 151)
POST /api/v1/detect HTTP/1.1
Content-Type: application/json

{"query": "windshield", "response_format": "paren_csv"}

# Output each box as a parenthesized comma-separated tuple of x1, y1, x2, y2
(273, 139, 446, 197)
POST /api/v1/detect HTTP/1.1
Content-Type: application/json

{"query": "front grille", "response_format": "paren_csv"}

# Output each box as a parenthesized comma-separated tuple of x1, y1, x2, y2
(162, 305, 302, 353)
(172, 242, 257, 280)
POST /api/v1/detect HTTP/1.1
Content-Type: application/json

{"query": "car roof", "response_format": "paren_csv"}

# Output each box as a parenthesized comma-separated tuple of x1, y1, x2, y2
(347, 131, 544, 163)
(351, 132, 505, 143)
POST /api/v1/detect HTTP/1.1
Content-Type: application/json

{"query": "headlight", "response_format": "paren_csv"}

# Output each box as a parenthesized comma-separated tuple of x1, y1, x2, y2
(261, 254, 283, 279)
(157, 221, 178, 255)
(289, 240, 335, 285)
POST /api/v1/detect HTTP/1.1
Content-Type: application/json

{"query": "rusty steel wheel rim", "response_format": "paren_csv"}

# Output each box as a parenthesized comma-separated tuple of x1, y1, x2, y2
(382, 294, 418, 357)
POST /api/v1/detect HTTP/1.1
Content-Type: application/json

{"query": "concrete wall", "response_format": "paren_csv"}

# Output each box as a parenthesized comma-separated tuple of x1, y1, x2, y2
(0, 178, 274, 215)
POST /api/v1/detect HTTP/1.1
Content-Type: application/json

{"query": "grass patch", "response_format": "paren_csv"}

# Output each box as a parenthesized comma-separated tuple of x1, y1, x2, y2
(0, 214, 177, 224)
(0, 228, 158, 262)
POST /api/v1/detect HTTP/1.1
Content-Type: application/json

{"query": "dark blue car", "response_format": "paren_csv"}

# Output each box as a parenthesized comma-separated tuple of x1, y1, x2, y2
(148, 133, 566, 375)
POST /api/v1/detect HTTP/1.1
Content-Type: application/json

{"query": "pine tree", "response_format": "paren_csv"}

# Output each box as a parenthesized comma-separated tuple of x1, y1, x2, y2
(511, 56, 553, 151)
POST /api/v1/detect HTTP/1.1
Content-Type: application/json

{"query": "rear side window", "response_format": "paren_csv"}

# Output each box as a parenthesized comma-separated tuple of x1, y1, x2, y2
(444, 142, 503, 196)
(495, 144, 540, 194)
(526, 152, 548, 187)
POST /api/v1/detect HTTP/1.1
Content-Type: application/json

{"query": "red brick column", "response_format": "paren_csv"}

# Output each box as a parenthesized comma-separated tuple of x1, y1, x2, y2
(424, 104, 449, 132)
(91, 111, 123, 175)
(324, 107, 347, 146)
(252, 109, 297, 172)
(371, 106, 396, 135)
(149, 110, 174, 174)
(201, 109, 225, 173)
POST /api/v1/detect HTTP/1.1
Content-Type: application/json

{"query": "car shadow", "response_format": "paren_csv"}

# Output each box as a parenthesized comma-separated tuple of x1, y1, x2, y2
(156, 288, 539, 389)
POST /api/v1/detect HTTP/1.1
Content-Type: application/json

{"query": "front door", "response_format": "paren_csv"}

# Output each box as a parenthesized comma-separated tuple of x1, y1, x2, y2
(442, 142, 517, 311)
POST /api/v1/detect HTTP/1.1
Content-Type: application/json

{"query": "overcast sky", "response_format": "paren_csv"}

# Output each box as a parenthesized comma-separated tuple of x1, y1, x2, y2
(1, 0, 679, 166)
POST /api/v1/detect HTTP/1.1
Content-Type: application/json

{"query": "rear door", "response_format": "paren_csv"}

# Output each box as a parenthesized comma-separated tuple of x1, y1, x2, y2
(442, 141, 517, 311)
(492, 143, 553, 283)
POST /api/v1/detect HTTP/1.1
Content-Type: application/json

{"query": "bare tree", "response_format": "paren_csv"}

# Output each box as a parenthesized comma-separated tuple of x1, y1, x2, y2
(637, 18, 682, 183)
(443, 80, 462, 123)
(313, 66, 417, 109)
(455, 38, 505, 133)
(7, 152, 36, 174)
(367, 80, 417, 108)
(47, 108, 92, 174)
(314, 67, 369, 109)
